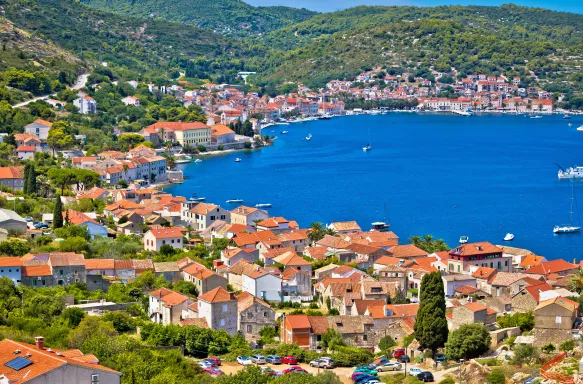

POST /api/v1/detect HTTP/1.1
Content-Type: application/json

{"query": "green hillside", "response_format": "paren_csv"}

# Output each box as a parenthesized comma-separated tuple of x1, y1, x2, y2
(78, 0, 317, 36)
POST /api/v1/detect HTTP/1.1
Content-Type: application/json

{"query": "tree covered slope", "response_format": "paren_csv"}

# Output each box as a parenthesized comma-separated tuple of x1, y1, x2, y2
(77, 0, 317, 36)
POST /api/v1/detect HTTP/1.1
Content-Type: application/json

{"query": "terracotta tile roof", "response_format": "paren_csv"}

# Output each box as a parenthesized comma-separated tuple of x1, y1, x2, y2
(450, 242, 502, 257)
(226, 260, 261, 276)
(521, 282, 553, 302)
(304, 246, 329, 260)
(524, 259, 578, 275)
(463, 302, 487, 312)
(328, 315, 374, 333)
(535, 296, 579, 312)
(471, 267, 497, 280)
(198, 287, 235, 303)
(231, 206, 259, 216)
(189, 203, 219, 215)
(149, 287, 190, 307)
(285, 314, 311, 329)
(520, 254, 546, 268)
(0, 257, 22, 267)
(210, 124, 235, 137)
(0, 166, 24, 180)
(180, 318, 208, 328)
(0, 339, 119, 383)
(375, 255, 406, 266)
(147, 228, 183, 239)
(307, 316, 329, 334)
(22, 265, 52, 277)
(132, 259, 154, 270)
(278, 230, 309, 242)
(281, 267, 309, 280)
(488, 272, 537, 287)
(353, 299, 385, 315)
(274, 253, 311, 267)
(114, 259, 133, 270)
(345, 242, 380, 255)
(329, 221, 361, 232)
(237, 293, 270, 312)
(153, 262, 179, 273)
(262, 247, 296, 260)
(48, 253, 84, 267)
(316, 235, 350, 249)
(389, 244, 429, 258)
(28, 119, 53, 127)
(84, 259, 114, 270)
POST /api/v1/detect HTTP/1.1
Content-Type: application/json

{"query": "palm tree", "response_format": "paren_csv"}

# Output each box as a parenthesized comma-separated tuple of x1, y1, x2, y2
(568, 269, 583, 294)
(308, 222, 325, 244)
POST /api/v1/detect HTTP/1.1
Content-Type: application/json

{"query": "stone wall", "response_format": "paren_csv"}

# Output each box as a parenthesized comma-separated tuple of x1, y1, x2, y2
(489, 327, 521, 347)
(533, 328, 574, 347)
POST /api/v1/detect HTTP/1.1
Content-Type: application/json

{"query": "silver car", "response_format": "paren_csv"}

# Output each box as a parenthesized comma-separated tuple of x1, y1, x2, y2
(376, 361, 402, 372)
(251, 354, 267, 364)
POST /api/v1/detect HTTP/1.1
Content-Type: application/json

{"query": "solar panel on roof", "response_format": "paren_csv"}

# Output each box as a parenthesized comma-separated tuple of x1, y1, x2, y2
(5, 357, 33, 371)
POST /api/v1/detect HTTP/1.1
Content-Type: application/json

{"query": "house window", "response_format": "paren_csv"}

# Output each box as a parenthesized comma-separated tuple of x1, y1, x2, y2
(58, 280, 64, 285)
(247, 325, 252, 333)
(556, 316, 562, 324)
(59, 270, 64, 275)
(264, 312, 268, 317)
(220, 319, 225, 326)
(32, 280, 37, 286)
(363, 334, 368, 341)
(222, 304, 227, 312)
(248, 313, 253, 319)
(41, 280, 45, 286)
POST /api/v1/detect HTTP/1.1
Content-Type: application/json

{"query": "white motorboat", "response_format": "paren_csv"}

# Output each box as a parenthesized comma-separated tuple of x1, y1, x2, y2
(554, 181, 581, 234)
(558, 166, 583, 179)
(194, 159, 202, 163)
(226, 199, 244, 204)
(235, 158, 241, 162)
(569, 123, 573, 127)
(459, 236, 469, 244)
(190, 197, 206, 202)
(577, 126, 583, 131)
(306, 133, 312, 141)
(503, 233, 515, 241)
(174, 154, 192, 164)
(281, 130, 289, 134)
(255, 203, 272, 208)
(363, 144, 372, 151)
(563, 114, 571, 119)
(530, 115, 542, 119)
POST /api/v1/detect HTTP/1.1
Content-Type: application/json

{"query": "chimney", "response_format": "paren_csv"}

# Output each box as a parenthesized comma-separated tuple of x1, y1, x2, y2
(34, 336, 44, 350)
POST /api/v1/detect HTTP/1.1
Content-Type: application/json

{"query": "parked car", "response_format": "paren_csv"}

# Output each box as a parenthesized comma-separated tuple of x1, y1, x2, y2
(368, 357, 389, 369)
(353, 366, 377, 376)
(34, 222, 48, 229)
(237, 356, 252, 366)
(434, 354, 446, 363)
(376, 362, 402, 372)
(397, 355, 410, 363)
(282, 366, 307, 374)
(417, 372, 435, 382)
(310, 358, 334, 369)
(261, 366, 278, 376)
(281, 356, 298, 365)
(202, 367, 224, 377)
(24, 216, 33, 222)
(251, 355, 267, 364)
(266, 355, 282, 365)
(206, 357, 222, 366)
(354, 374, 379, 384)
(408, 367, 423, 377)
(198, 360, 213, 368)
(393, 349, 406, 359)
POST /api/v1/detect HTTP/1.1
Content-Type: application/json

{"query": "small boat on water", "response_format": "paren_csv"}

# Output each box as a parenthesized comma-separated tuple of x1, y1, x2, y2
(577, 126, 583, 131)
(255, 203, 272, 208)
(190, 197, 206, 202)
(371, 203, 391, 232)
(503, 233, 515, 241)
(306, 133, 312, 141)
(569, 123, 573, 127)
(226, 199, 244, 204)
(235, 158, 241, 162)
(194, 159, 202, 163)
(459, 236, 469, 244)
(363, 144, 372, 151)
(319, 114, 332, 120)
(531, 115, 543, 119)
(281, 131, 289, 134)
(563, 115, 571, 119)
(174, 153, 192, 164)
(558, 166, 583, 179)
(554, 181, 581, 234)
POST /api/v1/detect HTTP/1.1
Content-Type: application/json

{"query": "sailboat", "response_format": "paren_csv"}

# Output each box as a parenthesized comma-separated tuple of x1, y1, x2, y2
(371, 203, 391, 232)
(554, 181, 581, 234)
(305, 124, 312, 141)
(363, 127, 372, 151)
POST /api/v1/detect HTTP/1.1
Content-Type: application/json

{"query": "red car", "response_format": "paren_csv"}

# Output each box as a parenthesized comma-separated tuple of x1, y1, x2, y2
(205, 357, 222, 366)
(393, 349, 406, 359)
(202, 367, 224, 377)
(282, 366, 307, 375)
(281, 356, 298, 365)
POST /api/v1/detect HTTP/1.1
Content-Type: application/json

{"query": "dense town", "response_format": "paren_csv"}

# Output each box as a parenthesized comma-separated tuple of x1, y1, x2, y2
(0, 67, 580, 384)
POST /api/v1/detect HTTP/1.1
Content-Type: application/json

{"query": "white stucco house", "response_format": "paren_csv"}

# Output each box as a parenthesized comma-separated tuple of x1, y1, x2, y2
(144, 227, 184, 252)
(242, 269, 282, 302)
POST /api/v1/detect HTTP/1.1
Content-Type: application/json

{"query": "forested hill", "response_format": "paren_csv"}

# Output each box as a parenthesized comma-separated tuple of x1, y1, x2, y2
(78, 0, 317, 36)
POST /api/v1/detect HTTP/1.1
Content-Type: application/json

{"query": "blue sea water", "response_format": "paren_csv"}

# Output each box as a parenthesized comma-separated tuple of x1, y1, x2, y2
(165, 113, 583, 260)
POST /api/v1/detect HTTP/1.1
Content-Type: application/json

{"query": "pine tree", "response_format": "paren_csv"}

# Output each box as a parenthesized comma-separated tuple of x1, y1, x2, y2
(53, 195, 64, 229)
(23, 164, 30, 195)
(414, 271, 448, 356)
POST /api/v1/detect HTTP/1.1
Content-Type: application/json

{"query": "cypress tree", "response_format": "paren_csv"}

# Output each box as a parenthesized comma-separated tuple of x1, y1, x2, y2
(53, 195, 63, 229)
(413, 271, 449, 356)
(26, 165, 37, 194)
(23, 164, 30, 195)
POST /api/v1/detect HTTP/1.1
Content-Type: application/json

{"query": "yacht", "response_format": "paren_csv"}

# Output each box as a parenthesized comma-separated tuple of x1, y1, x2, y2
(459, 236, 469, 244)
(503, 233, 515, 241)
(281, 130, 289, 134)
(563, 114, 571, 119)
(190, 197, 206, 202)
(577, 126, 583, 131)
(226, 199, 244, 204)
(255, 203, 272, 208)
(554, 181, 581, 234)
(319, 114, 332, 120)
(174, 154, 192, 164)
(235, 158, 241, 162)
(531, 115, 543, 119)
(306, 133, 312, 141)
(558, 166, 583, 179)
(194, 159, 202, 163)
(371, 203, 391, 232)
(363, 144, 372, 151)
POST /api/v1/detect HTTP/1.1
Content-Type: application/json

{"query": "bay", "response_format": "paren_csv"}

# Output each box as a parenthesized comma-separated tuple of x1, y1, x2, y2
(165, 113, 583, 260)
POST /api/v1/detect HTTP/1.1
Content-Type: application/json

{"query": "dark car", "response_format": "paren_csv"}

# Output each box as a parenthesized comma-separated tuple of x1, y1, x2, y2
(206, 357, 222, 366)
(281, 356, 298, 365)
(417, 372, 435, 382)
(354, 374, 378, 384)
(368, 357, 389, 369)
(266, 355, 282, 365)
(282, 366, 307, 374)
(397, 355, 410, 363)
(434, 354, 446, 363)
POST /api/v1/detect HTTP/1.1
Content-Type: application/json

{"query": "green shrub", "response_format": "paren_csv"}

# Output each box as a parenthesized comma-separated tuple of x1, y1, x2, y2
(487, 368, 506, 384)
(559, 340, 575, 351)
(541, 343, 556, 353)
(438, 379, 456, 384)
(481, 358, 500, 366)
(512, 344, 536, 365)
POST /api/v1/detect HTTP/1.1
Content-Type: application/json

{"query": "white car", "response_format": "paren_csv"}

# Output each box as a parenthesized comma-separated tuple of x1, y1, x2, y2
(408, 367, 422, 377)
(237, 356, 252, 366)
(198, 360, 213, 368)
(376, 362, 402, 372)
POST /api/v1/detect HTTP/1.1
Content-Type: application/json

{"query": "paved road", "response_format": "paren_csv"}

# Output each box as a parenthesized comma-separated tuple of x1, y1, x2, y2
(12, 73, 89, 108)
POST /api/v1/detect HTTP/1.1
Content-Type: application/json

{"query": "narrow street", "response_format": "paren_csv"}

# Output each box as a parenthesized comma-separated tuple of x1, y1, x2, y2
(12, 73, 89, 108)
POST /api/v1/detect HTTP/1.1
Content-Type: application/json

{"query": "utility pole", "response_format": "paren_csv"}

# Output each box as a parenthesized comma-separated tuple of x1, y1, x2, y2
(459, 359, 464, 384)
